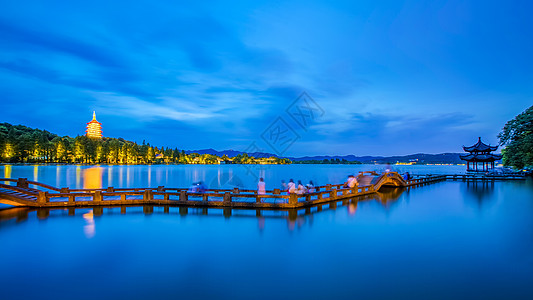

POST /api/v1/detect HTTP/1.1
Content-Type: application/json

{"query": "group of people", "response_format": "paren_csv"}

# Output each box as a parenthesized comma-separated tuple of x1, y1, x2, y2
(258, 178, 316, 195)
(195, 170, 413, 196)
(282, 179, 316, 195)
(343, 174, 359, 188)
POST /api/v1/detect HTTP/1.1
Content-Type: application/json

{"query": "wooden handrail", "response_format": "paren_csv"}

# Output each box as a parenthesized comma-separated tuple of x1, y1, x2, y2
(0, 173, 473, 208)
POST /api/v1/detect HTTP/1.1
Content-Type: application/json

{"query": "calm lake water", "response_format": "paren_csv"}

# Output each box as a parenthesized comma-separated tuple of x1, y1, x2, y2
(1, 164, 532, 300)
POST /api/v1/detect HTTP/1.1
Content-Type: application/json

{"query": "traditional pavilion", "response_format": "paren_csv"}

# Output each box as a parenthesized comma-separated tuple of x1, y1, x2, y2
(86, 111, 103, 139)
(460, 137, 502, 172)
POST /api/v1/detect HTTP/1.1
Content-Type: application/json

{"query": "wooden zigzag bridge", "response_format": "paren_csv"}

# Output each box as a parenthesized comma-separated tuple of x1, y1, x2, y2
(0, 172, 446, 209)
(0, 171, 526, 209)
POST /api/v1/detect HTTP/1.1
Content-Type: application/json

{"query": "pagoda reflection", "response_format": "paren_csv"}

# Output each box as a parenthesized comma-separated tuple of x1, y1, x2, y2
(464, 180, 495, 208)
(83, 167, 103, 189)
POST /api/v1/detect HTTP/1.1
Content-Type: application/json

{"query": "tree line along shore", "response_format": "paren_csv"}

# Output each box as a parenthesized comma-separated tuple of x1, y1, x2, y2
(1, 105, 531, 168)
(0, 123, 290, 165)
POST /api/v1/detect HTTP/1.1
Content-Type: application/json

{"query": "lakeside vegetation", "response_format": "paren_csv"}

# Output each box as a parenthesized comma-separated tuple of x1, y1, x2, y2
(0, 123, 290, 165)
(499, 105, 533, 169)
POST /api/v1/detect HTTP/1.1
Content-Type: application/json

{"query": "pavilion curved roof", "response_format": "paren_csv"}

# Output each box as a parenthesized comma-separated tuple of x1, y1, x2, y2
(463, 137, 498, 152)
(459, 153, 502, 162)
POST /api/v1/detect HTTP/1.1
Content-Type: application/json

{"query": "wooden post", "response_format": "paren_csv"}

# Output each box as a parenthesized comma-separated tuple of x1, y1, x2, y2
(273, 188, 280, 195)
(143, 189, 153, 201)
(106, 187, 114, 192)
(94, 191, 102, 202)
(37, 191, 49, 205)
(326, 184, 332, 191)
(121, 206, 126, 214)
(223, 192, 232, 204)
(164, 206, 169, 213)
(164, 193, 170, 200)
(69, 194, 75, 204)
(180, 190, 188, 202)
(233, 188, 240, 194)
(17, 178, 29, 189)
(288, 193, 298, 205)
(202, 193, 208, 203)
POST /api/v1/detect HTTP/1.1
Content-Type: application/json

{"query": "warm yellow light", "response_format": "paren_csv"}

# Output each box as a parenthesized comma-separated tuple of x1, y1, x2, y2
(86, 111, 103, 139)
(3, 143, 14, 158)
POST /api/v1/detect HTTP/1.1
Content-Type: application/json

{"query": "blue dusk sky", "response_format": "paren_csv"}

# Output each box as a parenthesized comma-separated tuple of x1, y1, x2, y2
(0, 0, 532, 156)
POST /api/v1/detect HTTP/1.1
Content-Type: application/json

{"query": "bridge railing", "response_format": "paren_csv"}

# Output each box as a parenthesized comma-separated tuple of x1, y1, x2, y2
(1, 173, 446, 207)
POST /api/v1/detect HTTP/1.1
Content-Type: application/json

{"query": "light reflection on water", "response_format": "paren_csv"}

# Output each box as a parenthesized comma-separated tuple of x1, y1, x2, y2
(82, 210, 95, 238)
(0, 164, 467, 190)
(83, 167, 103, 189)
(0, 165, 532, 300)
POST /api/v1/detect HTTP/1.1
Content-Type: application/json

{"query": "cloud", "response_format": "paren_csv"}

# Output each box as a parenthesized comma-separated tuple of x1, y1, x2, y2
(0, 19, 126, 69)
(89, 92, 217, 121)
(0, 1, 531, 155)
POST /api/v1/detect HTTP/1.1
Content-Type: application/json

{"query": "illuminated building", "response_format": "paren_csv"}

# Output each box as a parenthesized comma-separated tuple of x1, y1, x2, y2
(86, 111, 103, 139)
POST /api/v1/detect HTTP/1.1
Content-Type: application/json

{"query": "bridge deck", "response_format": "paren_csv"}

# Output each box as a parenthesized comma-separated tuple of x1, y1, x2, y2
(0, 172, 450, 209)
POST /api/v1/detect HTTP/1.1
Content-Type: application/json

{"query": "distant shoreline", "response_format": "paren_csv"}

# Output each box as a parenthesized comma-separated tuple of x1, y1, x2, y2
(0, 162, 469, 166)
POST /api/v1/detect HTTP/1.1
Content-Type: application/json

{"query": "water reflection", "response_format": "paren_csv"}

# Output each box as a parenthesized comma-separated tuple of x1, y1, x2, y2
(84, 167, 103, 189)
(33, 165, 39, 182)
(375, 187, 404, 209)
(463, 181, 495, 208)
(3, 165, 11, 183)
(348, 202, 358, 216)
(82, 210, 95, 238)
(76, 165, 81, 187)
(56, 165, 61, 187)
(108, 166, 113, 187)
(0, 187, 406, 232)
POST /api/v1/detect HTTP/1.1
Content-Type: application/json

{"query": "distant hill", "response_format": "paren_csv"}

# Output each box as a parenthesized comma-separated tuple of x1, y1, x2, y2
(290, 153, 465, 164)
(184, 149, 470, 164)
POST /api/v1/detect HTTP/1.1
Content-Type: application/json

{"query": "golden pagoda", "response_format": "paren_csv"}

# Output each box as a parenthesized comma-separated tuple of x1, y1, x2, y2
(86, 111, 103, 139)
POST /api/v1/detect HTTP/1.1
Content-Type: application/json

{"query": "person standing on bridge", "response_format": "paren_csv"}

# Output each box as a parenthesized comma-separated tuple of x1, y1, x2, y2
(297, 180, 307, 195)
(258, 177, 266, 195)
(287, 179, 296, 194)
(307, 181, 315, 193)
(344, 175, 355, 188)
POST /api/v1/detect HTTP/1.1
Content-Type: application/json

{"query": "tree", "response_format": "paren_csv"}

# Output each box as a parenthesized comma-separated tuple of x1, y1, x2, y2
(498, 105, 533, 168)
